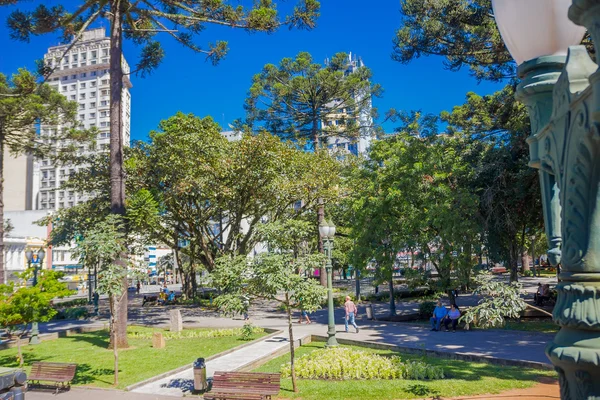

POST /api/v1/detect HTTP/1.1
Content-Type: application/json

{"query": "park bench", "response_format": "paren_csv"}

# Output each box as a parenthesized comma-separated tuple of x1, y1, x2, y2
(28, 362, 77, 392)
(491, 266, 507, 275)
(204, 371, 280, 400)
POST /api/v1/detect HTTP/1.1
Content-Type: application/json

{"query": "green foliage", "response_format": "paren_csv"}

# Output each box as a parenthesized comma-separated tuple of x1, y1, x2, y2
(349, 129, 479, 292)
(53, 307, 89, 321)
(280, 347, 444, 380)
(460, 273, 527, 329)
(241, 323, 260, 341)
(126, 326, 264, 340)
(418, 301, 436, 318)
(54, 298, 88, 308)
(393, 0, 514, 82)
(0, 269, 72, 333)
(242, 51, 381, 146)
(522, 270, 532, 277)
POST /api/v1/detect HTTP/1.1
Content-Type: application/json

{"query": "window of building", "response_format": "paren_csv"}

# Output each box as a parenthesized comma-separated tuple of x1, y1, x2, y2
(68, 202, 74, 207)
(70, 95, 76, 100)
(101, 89, 109, 96)
(63, 56, 69, 64)
(99, 132, 110, 139)
(100, 121, 109, 127)
(72, 54, 78, 62)
(62, 76, 67, 81)
(90, 91, 96, 97)
(89, 123, 96, 128)
(101, 79, 109, 85)
(81, 53, 86, 60)
(102, 49, 108, 56)
(71, 74, 77, 79)
(53, 78, 59, 81)
(90, 81, 96, 87)
(90, 102, 96, 108)
(81, 72, 86, 78)
(79, 114, 85, 120)
(70, 84, 76, 90)
(80, 62, 87, 67)
(91, 50, 97, 58)
(79, 104, 85, 110)
(91, 60, 97, 65)
(58, 203, 64, 209)
(100, 111, 108, 117)
(80, 83, 86, 89)
(100, 100, 108, 106)
(80, 93, 86, 100)
(62, 85, 67, 92)
(89, 113, 96, 119)
(101, 58, 108, 64)
(91, 71, 96, 76)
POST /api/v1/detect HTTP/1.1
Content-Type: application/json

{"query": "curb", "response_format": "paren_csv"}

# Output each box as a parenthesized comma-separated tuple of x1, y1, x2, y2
(310, 335, 554, 370)
(124, 328, 283, 392)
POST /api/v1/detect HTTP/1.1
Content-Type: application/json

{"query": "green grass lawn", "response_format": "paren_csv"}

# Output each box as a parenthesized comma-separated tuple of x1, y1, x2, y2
(0, 326, 265, 389)
(253, 342, 556, 400)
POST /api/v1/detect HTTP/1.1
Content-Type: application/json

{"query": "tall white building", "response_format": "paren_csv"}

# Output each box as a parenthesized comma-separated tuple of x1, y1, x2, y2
(323, 53, 374, 156)
(34, 28, 132, 211)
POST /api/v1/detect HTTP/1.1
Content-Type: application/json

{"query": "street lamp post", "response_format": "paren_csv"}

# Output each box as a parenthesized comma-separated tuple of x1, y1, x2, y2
(491, 0, 600, 397)
(319, 220, 338, 347)
(25, 248, 45, 345)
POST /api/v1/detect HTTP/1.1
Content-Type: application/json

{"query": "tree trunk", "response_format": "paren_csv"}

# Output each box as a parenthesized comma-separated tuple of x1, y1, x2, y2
(109, 0, 128, 349)
(285, 294, 297, 393)
(0, 121, 5, 285)
(14, 334, 22, 367)
(111, 295, 119, 386)
(509, 241, 519, 282)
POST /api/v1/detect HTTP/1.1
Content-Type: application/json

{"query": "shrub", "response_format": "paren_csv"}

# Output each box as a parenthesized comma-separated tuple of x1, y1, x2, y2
(54, 298, 88, 308)
(53, 307, 89, 320)
(126, 326, 264, 340)
(418, 301, 436, 318)
(280, 347, 443, 381)
(241, 323, 259, 341)
(522, 270, 532, 277)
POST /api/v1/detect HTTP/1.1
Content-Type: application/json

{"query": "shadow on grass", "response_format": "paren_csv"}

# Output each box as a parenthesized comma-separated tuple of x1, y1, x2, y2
(0, 351, 50, 367)
(72, 363, 114, 385)
(64, 330, 110, 349)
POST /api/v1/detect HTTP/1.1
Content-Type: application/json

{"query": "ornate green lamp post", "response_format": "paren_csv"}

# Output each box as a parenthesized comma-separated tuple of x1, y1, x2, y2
(492, 0, 600, 397)
(319, 219, 338, 347)
(25, 248, 46, 345)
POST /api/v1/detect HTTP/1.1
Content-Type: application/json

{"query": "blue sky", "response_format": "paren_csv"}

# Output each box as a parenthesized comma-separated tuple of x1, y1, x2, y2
(0, 1, 504, 142)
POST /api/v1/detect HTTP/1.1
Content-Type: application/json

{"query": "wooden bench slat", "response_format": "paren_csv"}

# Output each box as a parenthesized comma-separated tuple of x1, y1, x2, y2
(206, 371, 280, 400)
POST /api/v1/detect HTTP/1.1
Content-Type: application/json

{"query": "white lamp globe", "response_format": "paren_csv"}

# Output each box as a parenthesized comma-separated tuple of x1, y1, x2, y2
(492, 0, 586, 65)
(329, 221, 336, 237)
(318, 221, 328, 238)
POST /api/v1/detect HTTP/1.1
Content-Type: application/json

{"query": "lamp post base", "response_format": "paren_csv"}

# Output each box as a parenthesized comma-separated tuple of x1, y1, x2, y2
(30, 322, 41, 345)
(326, 329, 339, 347)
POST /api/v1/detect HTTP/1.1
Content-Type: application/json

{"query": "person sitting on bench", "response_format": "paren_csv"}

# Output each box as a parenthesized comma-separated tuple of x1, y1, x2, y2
(535, 284, 551, 305)
(430, 299, 448, 332)
(443, 303, 461, 332)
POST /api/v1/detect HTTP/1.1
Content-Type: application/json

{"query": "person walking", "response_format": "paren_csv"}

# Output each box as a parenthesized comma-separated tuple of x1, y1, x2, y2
(344, 296, 359, 333)
(136, 281, 141, 295)
(298, 309, 312, 324)
(430, 299, 448, 331)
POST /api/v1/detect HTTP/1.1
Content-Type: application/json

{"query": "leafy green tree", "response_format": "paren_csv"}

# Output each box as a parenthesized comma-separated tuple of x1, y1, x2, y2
(442, 87, 543, 281)
(0, 269, 72, 366)
(350, 129, 480, 300)
(127, 113, 338, 296)
(0, 69, 82, 284)
(72, 214, 128, 382)
(393, 0, 513, 82)
(212, 220, 326, 393)
(3, 0, 321, 347)
(242, 51, 381, 282)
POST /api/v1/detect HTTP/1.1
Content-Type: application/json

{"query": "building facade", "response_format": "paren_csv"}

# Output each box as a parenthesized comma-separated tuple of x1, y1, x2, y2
(3, 150, 33, 211)
(34, 28, 132, 211)
(323, 53, 375, 156)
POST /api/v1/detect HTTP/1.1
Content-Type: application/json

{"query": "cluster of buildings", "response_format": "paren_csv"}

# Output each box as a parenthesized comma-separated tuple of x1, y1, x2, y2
(2, 29, 375, 284)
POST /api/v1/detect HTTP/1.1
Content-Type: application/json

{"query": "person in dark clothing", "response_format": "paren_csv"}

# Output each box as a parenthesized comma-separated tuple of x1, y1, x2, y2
(443, 304, 461, 332)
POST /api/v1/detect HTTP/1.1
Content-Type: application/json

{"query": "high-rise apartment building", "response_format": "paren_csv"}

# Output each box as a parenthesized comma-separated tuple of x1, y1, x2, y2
(323, 53, 374, 156)
(34, 28, 132, 211)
